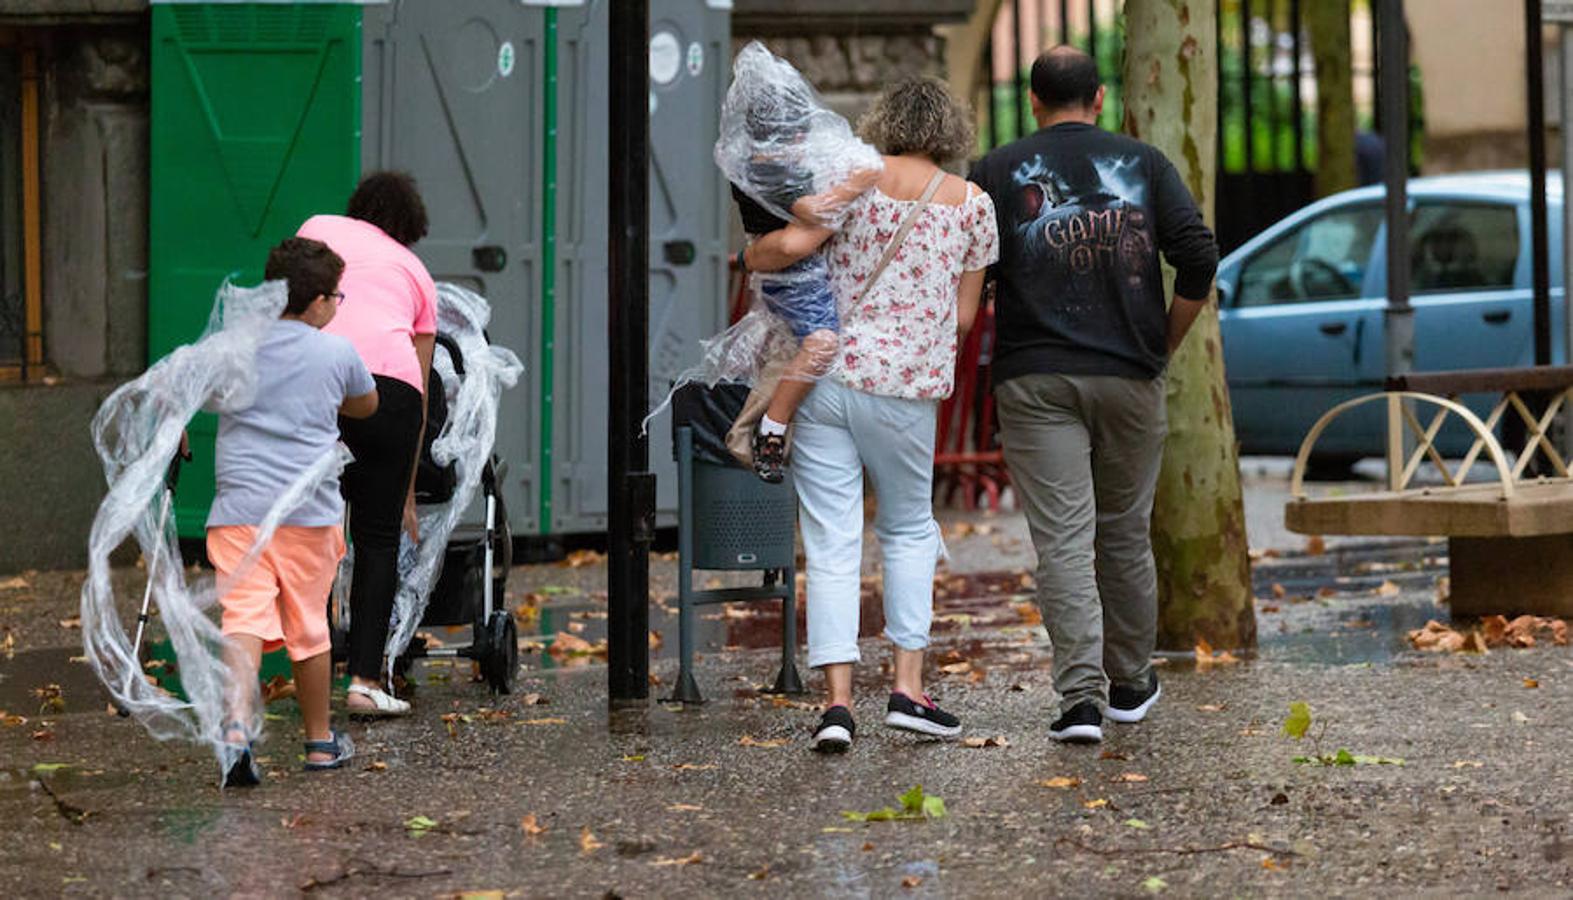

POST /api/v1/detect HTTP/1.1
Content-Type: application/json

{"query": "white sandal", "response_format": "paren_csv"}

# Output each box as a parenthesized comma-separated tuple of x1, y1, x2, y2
(346, 683, 411, 717)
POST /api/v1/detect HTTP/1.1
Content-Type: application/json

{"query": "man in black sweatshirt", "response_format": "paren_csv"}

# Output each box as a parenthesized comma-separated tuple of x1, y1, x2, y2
(970, 46, 1218, 745)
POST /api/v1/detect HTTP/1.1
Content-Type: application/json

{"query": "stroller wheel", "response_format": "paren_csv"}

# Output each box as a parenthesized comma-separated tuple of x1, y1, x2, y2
(481, 610, 517, 694)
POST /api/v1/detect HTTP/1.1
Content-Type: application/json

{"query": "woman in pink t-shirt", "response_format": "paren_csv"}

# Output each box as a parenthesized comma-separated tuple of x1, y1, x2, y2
(297, 171, 437, 716)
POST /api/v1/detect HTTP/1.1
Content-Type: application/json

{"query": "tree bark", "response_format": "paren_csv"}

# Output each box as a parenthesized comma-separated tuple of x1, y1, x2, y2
(1121, 0, 1256, 652)
(1307, 0, 1357, 197)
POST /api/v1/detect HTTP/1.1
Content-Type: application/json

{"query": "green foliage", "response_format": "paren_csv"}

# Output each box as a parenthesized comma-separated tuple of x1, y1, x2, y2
(842, 785, 947, 823)
(1142, 876, 1169, 893)
(1285, 700, 1403, 765)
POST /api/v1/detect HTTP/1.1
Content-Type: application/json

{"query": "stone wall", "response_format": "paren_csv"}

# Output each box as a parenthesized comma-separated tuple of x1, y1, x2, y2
(1, 17, 148, 573)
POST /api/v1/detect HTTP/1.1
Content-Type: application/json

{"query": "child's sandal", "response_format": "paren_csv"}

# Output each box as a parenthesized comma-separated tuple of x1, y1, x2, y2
(302, 729, 355, 771)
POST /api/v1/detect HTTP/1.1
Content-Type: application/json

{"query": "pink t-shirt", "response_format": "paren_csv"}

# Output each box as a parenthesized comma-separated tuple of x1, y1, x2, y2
(296, 214, 437, 393)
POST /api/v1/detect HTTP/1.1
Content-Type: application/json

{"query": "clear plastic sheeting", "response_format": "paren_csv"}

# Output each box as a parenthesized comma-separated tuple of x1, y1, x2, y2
(647, 42, 881, 430)
(379, 283, 523, 672)
(81, 281, 351, 780)
(714, 40, 882, 230)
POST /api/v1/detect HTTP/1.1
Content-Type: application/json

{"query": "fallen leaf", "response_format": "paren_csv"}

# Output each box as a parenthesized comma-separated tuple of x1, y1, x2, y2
(901, 875, 923, 889)
(747, 865, 771, 881)
(1142, 875, 1168, 893)
(1271, 583, 1287, 599)
(1195, 640, 1241, 669)
(621, 754, 646, 762)
(961, 735, 1010, 749)
(1099, 749, 1132, 761)
(649, 630, 663, 651)
(520, 814, 547, 837)
(261, 675, 295, 704)
(58, 617, 81, 630)
(1036, 776, 1081, 789)
(364, 761, 388, 772)
(579, 827, 604, 853)
(521, 693, 547, 706)
(1083, 798, 1109, 809)
(1124, 818, 1151, 829)
(1305, 536, 1325, 556)
(1112, 772, 1149, 783)
(861, 841, 875, 852)
(1524, 678, 1540, 689)
(524, 717, 567, 726)
(280, 813, 308, 829)
(1374, 580, 1401, 597)
(1282, 701, 1312, 740)
(0, 575, 29, 590)
(671, 763, 716, 771)
(1196, 703, 1226, 713)
(938, 661, 972, 675)
(667, 803, 703, 812)
(1262, 855, 1289, 871)
(1452, 760, 1484, 769)
(651, 851, 703, 866)
(404, 815, 439, 837)
(1512, 710, 1530, 724)
(564, 549, 604, 568)
(738, 734, 789, 748)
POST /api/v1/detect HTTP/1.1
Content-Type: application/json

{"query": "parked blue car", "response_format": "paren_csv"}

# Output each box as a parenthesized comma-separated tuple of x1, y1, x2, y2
(1217, 171, 1566, 461)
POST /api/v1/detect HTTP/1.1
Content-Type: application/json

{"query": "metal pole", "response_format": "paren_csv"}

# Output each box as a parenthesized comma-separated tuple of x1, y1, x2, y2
(1529, 0, 1554, 366)
(607, 0, 653, 706)
(1380, 0, 1412, 379)
(1562, 26, 1573, 457)
(1013, 0, 1027, 138)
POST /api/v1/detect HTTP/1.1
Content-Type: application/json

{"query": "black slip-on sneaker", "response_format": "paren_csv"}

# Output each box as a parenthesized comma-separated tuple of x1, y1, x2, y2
(811, 705, 856, 753)
(1106, 672, 1162, 724)
(1048, 701, 1104, 744)
(752, 430, 787, 484)
(883, 692, 962, 739)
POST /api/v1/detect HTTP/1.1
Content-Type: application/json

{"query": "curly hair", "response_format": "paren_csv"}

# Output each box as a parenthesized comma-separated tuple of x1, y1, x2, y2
(265, 237, 344, 315)
(345, 170, 429, 247)
(857, 76, 976, 164)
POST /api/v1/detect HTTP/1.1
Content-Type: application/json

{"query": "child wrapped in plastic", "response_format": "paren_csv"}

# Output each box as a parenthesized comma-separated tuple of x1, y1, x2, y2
(709, 41, 883, 481)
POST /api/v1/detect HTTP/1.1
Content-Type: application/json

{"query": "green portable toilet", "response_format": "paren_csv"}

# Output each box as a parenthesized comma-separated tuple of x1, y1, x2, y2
(148, 1, 368, 537)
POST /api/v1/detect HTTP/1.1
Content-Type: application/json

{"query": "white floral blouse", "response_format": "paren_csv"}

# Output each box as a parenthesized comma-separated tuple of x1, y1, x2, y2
(823, 186, 1000, 400)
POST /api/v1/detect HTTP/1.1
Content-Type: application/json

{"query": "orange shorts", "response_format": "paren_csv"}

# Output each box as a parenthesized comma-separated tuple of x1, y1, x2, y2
(207, 525, 345, 662)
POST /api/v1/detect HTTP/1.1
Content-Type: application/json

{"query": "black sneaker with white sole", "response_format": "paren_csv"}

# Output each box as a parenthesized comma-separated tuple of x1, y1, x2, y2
(811, 705, 856, 753)
(1048, 701, 1104, 744)
(883, 692, 962, 739)
(1105, 672, 1161, 724)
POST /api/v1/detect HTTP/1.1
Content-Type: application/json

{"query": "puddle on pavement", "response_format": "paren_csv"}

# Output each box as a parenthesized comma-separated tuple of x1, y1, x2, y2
(0, 764, 134, 793)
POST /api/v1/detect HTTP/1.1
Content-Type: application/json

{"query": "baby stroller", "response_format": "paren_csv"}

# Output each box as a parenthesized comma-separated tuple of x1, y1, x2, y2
(331, 332, 517, 694)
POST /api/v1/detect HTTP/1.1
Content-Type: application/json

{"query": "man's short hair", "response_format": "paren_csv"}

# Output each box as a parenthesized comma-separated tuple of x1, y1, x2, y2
(346, 170, 430, 247)
(265, 237, 344, 315)
(1030, 46, 1102, 112)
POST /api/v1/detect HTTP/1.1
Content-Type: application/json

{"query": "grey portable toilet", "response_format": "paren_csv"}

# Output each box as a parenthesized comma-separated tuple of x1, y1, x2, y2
(360, 0, 731, 540)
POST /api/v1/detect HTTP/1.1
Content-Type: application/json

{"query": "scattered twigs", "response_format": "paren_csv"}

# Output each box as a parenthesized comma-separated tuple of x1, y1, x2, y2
(299, 858, 453, 892)
(1056, 836, 1297, 858)
(33, 777, 90, 825)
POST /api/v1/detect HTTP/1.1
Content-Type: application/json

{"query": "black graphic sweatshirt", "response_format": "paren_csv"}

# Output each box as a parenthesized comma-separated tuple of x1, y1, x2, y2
(970, 122, 1218, 382)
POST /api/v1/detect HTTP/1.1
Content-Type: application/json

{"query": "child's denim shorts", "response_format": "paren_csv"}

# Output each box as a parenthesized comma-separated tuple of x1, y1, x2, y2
(758, 253, 838, 340)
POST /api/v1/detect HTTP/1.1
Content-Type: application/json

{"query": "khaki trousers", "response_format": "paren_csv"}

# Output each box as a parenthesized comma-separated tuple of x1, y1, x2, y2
(996, 373, 1166, 715)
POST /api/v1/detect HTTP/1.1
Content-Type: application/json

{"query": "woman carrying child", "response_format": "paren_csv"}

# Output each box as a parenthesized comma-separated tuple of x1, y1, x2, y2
(744, 76, 999, 751)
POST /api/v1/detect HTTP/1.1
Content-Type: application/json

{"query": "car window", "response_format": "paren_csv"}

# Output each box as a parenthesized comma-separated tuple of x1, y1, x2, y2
(1410, 203, 1518, 293)
(1236, 204, 1382, 307)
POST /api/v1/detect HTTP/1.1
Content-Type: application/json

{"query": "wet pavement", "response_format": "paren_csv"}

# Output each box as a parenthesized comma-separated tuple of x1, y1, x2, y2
(4, 470, 1573, 896)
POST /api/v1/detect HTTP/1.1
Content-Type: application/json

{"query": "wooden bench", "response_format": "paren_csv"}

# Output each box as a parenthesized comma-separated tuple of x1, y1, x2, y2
(1285, 366, 1573, 617)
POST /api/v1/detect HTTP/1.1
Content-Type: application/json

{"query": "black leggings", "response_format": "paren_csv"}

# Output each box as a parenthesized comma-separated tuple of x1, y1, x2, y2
(340, 375, 424, 681)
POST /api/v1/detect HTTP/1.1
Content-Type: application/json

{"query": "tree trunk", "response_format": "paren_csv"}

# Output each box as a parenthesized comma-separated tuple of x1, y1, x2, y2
(1121, 0, 1256, 652)
(1307, 0, 1357, 197)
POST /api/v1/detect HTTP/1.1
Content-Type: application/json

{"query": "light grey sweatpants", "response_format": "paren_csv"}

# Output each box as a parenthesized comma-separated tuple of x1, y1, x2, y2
(996, 373, 1167, 715)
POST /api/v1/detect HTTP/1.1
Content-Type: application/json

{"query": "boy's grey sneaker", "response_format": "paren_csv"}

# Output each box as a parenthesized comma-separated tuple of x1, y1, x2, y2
(1105, 672, 1161, 724)
(1048, 701, 1103, 744)
(811, 705, 855, 753)
(883, 692, 962, 738)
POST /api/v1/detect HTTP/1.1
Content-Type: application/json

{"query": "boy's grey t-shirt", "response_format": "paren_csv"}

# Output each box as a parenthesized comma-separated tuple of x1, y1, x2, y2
(207, 319, 374, 528)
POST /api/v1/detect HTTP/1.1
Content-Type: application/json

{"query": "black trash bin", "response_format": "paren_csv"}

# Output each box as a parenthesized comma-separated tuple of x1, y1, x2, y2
(668, 382, 804, 703)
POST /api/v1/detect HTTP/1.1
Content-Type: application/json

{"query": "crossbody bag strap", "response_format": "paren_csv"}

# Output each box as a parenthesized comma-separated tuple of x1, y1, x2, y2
(853, 168, 948, 304)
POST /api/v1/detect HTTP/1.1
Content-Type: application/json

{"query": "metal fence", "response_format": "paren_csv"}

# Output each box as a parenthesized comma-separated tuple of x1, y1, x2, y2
(977, 0, 1403, 254)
